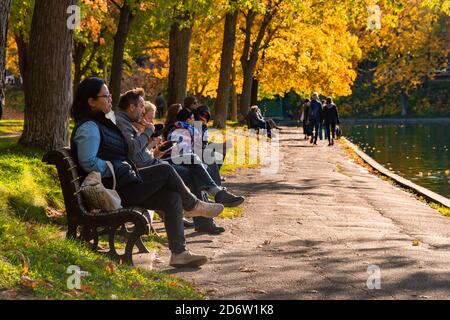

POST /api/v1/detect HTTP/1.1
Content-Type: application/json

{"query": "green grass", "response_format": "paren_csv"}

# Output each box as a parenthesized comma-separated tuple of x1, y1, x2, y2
(5, 90, 25, 111)
(0, 137, 202, 300)
(212, 127, 262, 176)
(0, 120, 75, 136)
(0, 123, 259, 299)
(0, 120, 24, 136)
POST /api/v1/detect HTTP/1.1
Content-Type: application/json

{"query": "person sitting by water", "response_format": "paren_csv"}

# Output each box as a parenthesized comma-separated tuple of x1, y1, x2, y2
(322, 97, 340, 146)
(71, 77, 225, 268)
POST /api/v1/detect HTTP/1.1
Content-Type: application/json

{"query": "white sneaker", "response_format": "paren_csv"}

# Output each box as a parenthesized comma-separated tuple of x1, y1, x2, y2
(185, 200, 224, 218)
(170, 250, 208, 268)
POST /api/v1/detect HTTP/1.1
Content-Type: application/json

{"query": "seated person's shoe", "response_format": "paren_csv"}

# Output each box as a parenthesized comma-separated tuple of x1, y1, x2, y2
(185, 200, 224, 218)
(169, 250, 208, 268)
(215, 190, 245, 207)
(183, 218, 195, 229)
(195, 223, 225, 235)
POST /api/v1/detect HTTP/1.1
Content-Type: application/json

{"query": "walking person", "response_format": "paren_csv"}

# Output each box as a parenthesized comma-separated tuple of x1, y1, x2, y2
(308, 92, 323, 145)
(301, 98, 310, 140)
(155, 92, 166, 119)
(322, 97, 340, 146)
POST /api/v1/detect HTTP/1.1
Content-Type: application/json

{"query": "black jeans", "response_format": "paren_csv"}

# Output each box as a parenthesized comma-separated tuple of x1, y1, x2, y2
(309, 119, 320, 143)
(118, 163, 198, 253)
(251, 122, 272, 138)
(324, 122, 336, 143)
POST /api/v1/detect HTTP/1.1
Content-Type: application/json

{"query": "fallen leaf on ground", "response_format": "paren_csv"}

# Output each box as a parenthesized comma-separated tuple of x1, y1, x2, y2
(238, 267, 258, 273)
(45, 207, 66, 218)
(105, 261, 116, 273)
(65, 290, 80, 298)
(206, 288, 218, 295)
(80, 285, 95, 295)
(168, 281, 178, 287)
(250, 289, 267, 294)
(153, 258, 164, 264)
(38, 279, 53, 288)
(412, 240, 419, 246)
(20, 275, 37, 289)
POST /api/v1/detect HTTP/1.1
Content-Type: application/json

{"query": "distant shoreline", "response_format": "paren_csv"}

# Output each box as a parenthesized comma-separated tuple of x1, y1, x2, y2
(340, 117, 450, 124)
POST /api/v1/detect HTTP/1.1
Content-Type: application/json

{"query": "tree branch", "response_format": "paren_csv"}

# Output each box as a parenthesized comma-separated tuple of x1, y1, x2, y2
(109, 0, 122, 10)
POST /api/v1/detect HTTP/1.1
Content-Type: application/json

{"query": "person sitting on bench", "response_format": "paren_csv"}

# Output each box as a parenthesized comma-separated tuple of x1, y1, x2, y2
(71, 77, 224, 268)
(246, 105, 281, 138)
(115, 89, 245, 235)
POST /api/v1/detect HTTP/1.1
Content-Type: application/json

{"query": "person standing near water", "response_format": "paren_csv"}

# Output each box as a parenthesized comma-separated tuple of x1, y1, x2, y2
(322, 97, 340, 146)
(301, 99, 310, 140)
(308, 92, 323, 145)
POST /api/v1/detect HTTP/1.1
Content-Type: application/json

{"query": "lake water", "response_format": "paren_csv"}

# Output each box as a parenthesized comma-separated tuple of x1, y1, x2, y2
(344, 121, 450, 199)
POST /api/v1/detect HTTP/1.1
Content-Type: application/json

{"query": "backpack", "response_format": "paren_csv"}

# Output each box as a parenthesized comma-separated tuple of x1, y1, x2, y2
(309, 100, 321, 121)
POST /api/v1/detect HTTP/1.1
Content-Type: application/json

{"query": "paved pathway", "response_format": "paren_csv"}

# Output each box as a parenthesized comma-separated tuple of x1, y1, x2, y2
(141, 127, 450, 300)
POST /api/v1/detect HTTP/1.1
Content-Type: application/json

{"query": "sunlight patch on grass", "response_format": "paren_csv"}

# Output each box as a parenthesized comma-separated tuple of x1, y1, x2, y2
(0, 138, 202, 300)
(0, 120, 24, 135)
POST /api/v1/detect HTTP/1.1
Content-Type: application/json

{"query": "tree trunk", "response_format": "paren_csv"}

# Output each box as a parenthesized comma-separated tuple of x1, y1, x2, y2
(168, 20, 192, 106)
(400, 89, 409, 116)
(109, 2, 133, 108)
(73, 42, 86, 95)
(0, 0, 12, 120)
(15, 35, 31, 109)
(238, 1, 281, 119)
(230, 62, 238, 121)
(239, 62, 255, 118)
(20, 0, 75, 150)
(250, 77, 259, 107)
(213, 5, 238, 129)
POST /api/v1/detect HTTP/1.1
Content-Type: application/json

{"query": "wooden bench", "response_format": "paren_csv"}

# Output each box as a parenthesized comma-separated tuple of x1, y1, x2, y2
(42, 148, 152, 265)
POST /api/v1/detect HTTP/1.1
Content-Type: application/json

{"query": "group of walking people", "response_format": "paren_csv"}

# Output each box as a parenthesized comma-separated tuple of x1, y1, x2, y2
(71, 78, 245, 269)
(300, 92, 341, 146)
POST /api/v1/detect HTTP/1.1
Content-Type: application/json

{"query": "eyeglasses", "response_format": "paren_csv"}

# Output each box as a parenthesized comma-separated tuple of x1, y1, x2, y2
(97, 94, 112, 100)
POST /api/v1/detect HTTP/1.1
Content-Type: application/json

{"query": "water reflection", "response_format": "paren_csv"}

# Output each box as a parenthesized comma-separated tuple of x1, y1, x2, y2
(345, 123, 450, 198)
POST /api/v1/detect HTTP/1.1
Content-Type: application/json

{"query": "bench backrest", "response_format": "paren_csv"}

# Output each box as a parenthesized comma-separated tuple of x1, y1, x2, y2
(42, 148, 88, 224)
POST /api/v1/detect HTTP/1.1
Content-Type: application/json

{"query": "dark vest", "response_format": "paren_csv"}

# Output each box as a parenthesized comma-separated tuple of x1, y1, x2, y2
(71, 118, 143, 190)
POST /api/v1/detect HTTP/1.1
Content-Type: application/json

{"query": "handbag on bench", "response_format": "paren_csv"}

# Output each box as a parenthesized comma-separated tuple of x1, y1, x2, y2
(81, 161, 122, 212)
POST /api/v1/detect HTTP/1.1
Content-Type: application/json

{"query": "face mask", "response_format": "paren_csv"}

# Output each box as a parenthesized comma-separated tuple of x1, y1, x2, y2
(105, 110, 117, 125)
